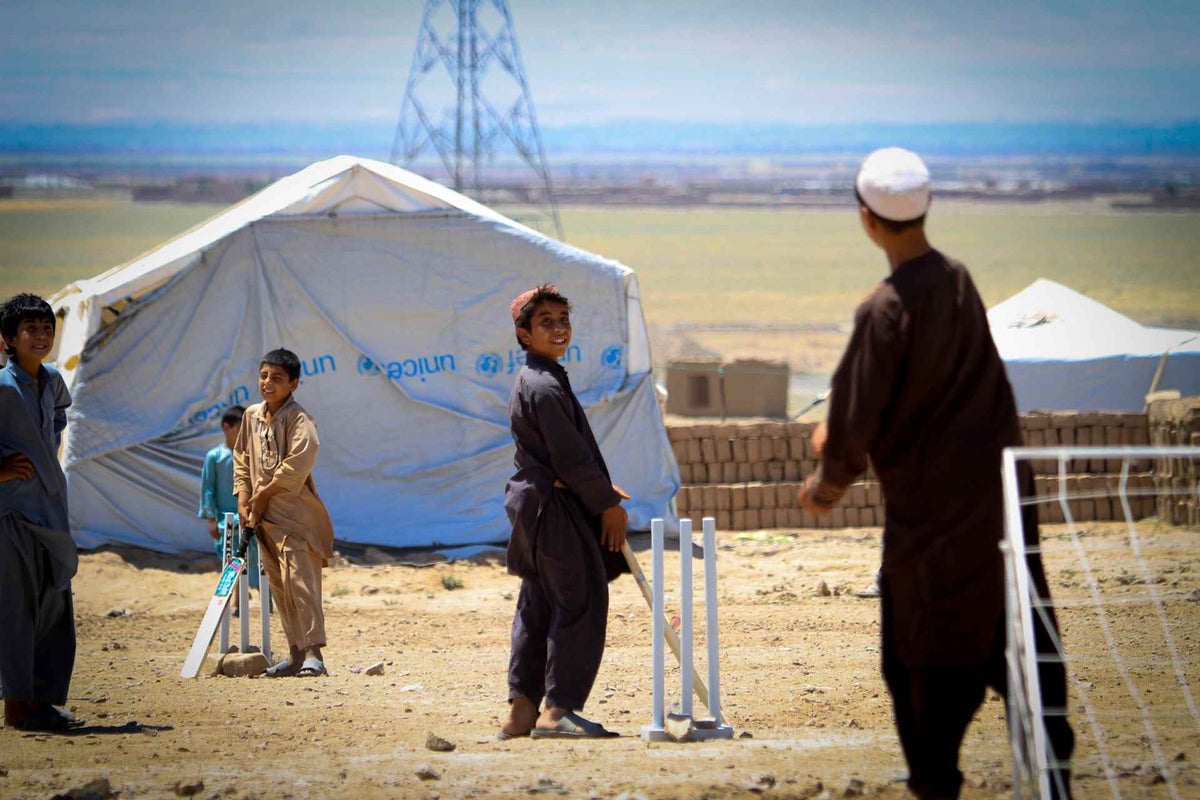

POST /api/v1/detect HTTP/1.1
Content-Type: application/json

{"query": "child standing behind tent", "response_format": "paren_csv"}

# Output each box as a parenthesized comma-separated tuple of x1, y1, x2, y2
(499, 284, 628, 740)
(198, 404, 259, 612)
(234, 349, 334, 678)
(0, 293, 84, 731)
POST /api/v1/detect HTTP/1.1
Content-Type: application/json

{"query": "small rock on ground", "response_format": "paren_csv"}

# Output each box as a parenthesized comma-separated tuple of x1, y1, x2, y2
(173, 779, 204, 797)
(527, 777, 568, 795)
(219, 652, 271, 678)
(51, 777, 115, 800)
(425, 731, 455, 752)
(664, 713, 695, 743)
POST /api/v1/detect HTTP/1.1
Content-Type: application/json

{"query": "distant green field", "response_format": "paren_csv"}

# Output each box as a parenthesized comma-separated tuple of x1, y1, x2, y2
(2, 198, 1197, 330)
(0, 199, 226, 300)
(559, 202, 1200, 329)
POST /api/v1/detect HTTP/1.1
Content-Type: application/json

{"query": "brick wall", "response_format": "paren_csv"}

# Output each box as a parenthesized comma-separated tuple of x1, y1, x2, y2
(668, 412, 1155, 530)
(1147, 397, 1200, 526)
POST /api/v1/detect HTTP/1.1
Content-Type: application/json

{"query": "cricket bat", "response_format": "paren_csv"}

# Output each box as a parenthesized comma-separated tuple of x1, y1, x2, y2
(180, 524, 258, 678)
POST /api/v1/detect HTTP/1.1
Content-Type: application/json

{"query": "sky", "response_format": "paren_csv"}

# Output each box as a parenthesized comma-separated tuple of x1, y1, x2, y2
(1, 0, 1198, 130)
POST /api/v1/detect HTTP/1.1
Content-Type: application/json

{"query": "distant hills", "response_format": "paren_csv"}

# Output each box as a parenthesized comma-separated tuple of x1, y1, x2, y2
(2, 120, 1198, 163)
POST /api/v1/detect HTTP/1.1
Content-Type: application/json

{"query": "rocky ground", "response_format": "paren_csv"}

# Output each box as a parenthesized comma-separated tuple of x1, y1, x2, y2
(1, 522, 1196, 800)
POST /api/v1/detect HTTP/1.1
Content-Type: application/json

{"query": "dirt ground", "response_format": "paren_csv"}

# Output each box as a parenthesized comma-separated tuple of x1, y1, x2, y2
(1, 522, 1197, 800)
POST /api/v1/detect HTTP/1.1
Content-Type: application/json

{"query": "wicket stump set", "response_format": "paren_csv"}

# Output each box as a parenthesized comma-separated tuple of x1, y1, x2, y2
(219, 512, 272, 661)
(641, 516, 734, 742)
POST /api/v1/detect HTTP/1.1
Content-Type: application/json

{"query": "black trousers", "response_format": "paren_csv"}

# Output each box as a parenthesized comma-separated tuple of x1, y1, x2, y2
(0, 516, 76, 705)
(507, 491, 609, 711)
(881, 571, 1074, 800)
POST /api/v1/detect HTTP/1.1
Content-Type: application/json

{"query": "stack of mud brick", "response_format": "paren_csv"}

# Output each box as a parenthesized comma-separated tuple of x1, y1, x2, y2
(1146, 397, 1200, 526)
(1023, 411, 1155, 524)
(669, 421, 878, 531)
(669, 412, 1157, 531)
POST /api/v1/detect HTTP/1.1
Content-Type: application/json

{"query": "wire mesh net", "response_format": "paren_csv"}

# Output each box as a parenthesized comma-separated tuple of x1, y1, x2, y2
(1002, 446, 1200, 799)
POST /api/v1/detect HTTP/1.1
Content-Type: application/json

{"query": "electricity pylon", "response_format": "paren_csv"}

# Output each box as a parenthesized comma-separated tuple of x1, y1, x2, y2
(391, 0, 563, 239)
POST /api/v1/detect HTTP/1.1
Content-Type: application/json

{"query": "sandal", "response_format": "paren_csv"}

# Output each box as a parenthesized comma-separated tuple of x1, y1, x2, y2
(263, 658, 299, 678)
(7, 704, 85, 732)
(529, 711, 618, 739)
(295, 657, 327, 678)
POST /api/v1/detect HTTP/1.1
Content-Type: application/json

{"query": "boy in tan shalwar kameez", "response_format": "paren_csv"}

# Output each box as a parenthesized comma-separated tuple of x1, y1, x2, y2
(234, 348, 335, 678)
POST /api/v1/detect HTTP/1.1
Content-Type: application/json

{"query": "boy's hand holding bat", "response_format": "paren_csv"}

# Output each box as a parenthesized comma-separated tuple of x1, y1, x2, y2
(601, 484, 631, 552)
(798, 419, 834, 515)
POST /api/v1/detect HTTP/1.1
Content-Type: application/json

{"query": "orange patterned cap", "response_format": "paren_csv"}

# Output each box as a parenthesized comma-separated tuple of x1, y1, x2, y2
(510, 283, 558, 322)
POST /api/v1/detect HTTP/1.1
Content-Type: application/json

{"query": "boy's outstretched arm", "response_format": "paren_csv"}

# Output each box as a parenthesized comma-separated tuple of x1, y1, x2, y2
(801, 295, 902, 514)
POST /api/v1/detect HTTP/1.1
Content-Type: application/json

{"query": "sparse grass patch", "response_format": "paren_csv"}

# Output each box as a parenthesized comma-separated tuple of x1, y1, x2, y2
(3, 198, 1196, 333)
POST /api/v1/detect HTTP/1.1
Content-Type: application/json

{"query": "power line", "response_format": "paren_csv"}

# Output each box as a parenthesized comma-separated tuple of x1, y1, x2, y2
(391, 0, 563, 239)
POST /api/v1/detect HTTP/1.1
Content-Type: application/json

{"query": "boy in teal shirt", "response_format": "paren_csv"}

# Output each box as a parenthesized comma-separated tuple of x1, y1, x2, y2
(198, 405, 259, 607)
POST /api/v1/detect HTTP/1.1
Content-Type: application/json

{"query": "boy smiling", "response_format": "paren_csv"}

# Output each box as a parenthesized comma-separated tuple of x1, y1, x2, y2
(0, 293, 83, 731)
(234, 349, 335, 678)
(500, 284, 628, 740)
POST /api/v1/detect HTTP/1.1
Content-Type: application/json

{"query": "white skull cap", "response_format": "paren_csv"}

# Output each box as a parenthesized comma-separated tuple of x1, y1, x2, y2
(855, 147, 931, 222)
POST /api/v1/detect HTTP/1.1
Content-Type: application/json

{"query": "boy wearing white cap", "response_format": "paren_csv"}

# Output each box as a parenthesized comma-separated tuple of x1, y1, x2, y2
(799, 148, 1073, 798)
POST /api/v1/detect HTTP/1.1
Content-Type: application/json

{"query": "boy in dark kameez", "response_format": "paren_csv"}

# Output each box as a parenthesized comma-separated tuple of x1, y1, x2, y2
(500, 284, 628, 740)
(799, 148, 1073, 799)
(0, 293, 83, 731)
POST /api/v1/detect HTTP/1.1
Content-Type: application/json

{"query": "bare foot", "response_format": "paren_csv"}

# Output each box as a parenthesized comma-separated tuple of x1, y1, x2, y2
(534, 704, 569, 731)
(500, 696, 538, 738)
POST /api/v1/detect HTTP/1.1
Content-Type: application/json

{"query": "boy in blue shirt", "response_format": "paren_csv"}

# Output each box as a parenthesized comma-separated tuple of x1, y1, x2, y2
(198, 404, 259, 611)
(0, 293, 83, 731)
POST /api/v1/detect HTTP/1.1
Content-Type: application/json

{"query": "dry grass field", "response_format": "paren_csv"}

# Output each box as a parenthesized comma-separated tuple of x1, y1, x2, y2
(3, 197, 1197, 389)
(3, 198, 1199, 328)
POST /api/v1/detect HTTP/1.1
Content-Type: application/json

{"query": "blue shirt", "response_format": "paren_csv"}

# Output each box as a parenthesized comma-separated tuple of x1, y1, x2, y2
(0, 358, 71, 533)
(198, 443, 238, 528)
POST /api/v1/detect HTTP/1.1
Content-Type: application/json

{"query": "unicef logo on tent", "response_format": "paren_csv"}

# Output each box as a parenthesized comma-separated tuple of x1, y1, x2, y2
(357, 355, 382, 377)
(475, 352, 503, 377)
(601, 345, 623, 370)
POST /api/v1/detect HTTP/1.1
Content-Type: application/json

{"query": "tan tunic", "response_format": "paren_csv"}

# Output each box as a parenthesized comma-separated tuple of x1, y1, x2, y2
(233, 395, 334, 562)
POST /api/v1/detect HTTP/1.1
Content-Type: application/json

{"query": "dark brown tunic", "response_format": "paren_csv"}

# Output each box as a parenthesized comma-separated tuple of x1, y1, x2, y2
(811, 249, 1022, 667)
(504, 353, 624, 582)
(502, 352, 626, 710)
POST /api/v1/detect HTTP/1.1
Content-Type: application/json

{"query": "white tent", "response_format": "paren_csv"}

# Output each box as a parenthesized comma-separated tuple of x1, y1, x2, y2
(51, 155, 679, 554)
(988, 279, 1200, 413)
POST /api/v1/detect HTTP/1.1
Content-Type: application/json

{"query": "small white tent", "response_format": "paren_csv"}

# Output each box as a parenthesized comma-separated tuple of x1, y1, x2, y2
(51, 155, 679, 554)
(988, 279, 1200, 413)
